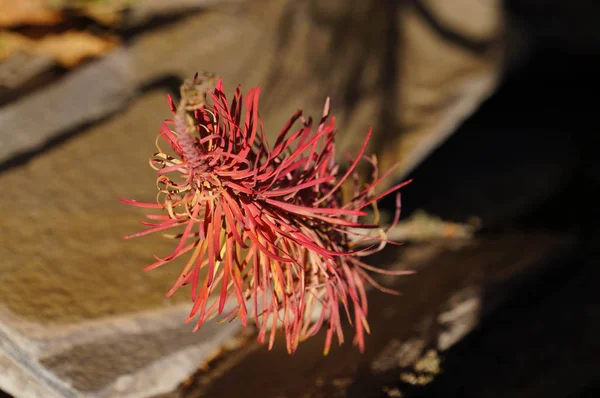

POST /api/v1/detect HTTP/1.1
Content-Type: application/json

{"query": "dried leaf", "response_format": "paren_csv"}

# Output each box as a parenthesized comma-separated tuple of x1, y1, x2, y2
(0, 31, 121, 68)
(0, 0, 62, 27)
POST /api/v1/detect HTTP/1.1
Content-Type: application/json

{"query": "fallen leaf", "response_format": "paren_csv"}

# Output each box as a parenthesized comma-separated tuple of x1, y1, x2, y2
(0, 0, 62, 27)
(0, 31, 121, 68)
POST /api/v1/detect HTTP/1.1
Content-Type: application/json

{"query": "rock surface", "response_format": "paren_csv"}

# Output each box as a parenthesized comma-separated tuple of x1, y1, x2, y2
(0, 0, 507, 396)
(185, 232, 577, 398)
(0, 91, 242, 397)
(0, 49, 134, 165)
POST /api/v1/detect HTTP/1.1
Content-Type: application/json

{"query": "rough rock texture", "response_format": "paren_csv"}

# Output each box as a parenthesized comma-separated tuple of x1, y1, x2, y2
(0, 0, 508, 396)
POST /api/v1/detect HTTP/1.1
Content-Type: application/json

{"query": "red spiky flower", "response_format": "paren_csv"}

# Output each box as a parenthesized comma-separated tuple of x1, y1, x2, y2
(120, 73, 412, 354)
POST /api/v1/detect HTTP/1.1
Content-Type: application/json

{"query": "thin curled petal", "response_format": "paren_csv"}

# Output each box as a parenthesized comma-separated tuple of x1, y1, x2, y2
(120, 74, 412, 355)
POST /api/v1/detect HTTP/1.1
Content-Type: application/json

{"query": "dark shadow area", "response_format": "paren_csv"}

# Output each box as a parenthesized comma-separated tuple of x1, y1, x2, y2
(372, 7, 600, 396)
(8, 7, 205, 42)
(505, 0, 600, 53)
(344, 245, 586, 398)
(9, 15, 109, 37)
(380, 48, 599, 231)
(119, 12, 198, 42)
(386, 238, 598, 398)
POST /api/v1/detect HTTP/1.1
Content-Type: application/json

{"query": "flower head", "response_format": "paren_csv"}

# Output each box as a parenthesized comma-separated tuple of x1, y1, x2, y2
(120, 73, 412, 354)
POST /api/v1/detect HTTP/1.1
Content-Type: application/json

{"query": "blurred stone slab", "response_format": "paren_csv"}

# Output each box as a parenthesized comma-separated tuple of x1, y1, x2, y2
(127, 0, 507, 187)
(0, 48, 134, 164)
(0, 1, 510, 397)
(0, 53, 54, 90)
(0, 304, 241, 398)
(1, 0, 508, 181)
(0, 91, 243, 397)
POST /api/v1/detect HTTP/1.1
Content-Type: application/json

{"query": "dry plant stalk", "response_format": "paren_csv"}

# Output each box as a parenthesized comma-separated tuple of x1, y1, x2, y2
(120, 72, 412, 354)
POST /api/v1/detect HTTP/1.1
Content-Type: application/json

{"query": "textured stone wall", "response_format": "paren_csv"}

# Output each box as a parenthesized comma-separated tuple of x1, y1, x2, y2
(0, 1, 507, 396)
